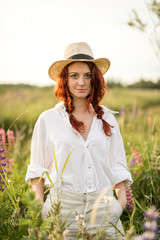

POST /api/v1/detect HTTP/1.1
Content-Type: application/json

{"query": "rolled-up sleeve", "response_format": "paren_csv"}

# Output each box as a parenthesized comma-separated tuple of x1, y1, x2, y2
(25, 115, 52, 183)
(109, 115, 133, 187)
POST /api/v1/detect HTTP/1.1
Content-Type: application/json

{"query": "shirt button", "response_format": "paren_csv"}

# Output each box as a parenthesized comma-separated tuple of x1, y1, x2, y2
(89, 186, 91, 189)
(88, 165, 91, 169)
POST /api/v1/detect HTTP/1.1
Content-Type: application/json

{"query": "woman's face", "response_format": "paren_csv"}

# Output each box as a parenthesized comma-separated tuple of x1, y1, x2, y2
(67, 62, 92, 100)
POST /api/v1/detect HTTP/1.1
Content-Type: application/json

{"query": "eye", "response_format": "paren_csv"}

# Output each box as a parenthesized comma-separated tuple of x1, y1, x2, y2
(70, 74, 79, 79)
(84, 73, 91, 79)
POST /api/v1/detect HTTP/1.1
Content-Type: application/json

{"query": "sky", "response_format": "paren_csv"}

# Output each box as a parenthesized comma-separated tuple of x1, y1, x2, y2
(0, 0, 160, 86)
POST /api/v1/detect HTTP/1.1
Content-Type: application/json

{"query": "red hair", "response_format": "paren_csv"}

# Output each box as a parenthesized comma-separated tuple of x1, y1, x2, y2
(55, 62, 113, 136)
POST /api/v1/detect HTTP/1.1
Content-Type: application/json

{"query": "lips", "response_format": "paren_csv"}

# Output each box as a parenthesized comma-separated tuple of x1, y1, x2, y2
(77, 89, 86, 91)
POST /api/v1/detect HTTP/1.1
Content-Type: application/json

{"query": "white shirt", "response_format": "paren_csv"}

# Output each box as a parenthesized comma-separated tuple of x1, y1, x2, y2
(25, 101, 133, 193)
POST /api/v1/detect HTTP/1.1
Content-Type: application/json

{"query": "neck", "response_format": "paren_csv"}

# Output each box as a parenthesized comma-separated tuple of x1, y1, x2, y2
(73, 98, 88, 113)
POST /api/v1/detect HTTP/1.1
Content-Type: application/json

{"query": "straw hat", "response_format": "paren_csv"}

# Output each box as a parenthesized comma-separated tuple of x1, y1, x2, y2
(48, 42, 110, 82)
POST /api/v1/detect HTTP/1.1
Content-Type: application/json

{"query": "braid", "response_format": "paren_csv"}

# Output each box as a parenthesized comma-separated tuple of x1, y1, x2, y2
(93, 105, 113, 137)
(65, 90, 84, 132)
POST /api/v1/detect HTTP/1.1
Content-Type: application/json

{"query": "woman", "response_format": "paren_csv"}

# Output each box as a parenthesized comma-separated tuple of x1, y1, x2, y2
(25, 42, 133, 240)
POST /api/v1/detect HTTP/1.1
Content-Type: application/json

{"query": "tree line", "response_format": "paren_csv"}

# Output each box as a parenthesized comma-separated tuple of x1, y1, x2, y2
(106, 79, 160, 89)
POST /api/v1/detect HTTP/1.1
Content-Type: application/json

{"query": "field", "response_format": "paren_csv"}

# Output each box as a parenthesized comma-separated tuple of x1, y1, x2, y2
(0, 84, 160, 239)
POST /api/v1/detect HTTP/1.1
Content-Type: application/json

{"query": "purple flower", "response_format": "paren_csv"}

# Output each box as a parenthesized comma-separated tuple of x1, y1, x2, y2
(141, 231, 156, 240)
(0, 131, 7, 191)
(129, 156, 136, 168)
(0, 149, 4, 153)
(143, 221, 158, 233)
(0, 155, 6, 160)
(144, 206, 160, 221)
(1, 161, 6, 167)
(139, 206, 160, 240)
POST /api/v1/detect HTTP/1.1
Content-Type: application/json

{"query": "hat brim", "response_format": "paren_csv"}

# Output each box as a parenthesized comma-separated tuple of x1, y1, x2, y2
(48, 58, 110, 82)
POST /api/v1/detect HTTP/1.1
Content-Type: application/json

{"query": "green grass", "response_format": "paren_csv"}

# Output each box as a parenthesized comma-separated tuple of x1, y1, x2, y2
(1, 85, 160, 129)
(0, 84, 160, 239)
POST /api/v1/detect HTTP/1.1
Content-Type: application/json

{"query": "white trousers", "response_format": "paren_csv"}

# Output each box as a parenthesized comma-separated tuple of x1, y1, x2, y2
(42, 188, 125, 240)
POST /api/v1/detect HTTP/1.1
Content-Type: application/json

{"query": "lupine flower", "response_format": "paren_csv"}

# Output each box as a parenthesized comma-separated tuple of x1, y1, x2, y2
(131, 148, 143, 166)
(129, 156, 136, 168)
(140, 206, 160, 240)
(0, 128, 15, 171)
(141, 231, 156, 240)
(126, 186, 134, 211)
(7, 130, 15, 143)
(143, 221, 158, 233)
(129, 148, 143, 175)
(0, 132, 7, 191)
(144, 206, 160, 221)
(0, 128, 6, 150)
(7, 129, 15, 151)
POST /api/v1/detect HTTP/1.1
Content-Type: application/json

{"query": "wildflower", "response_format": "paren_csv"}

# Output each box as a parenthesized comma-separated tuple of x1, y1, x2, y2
(129, 148, 143, 175)
(0, 162, 7, 191)
(0, 129, 6, 151)
(7, 129, 15, 151)
(141, 231, 156, 240)
(0, 131, 7, 191)
(7, 129, 15, 143)
(143, 221, 158, 233)
(0, 129, 6, 144)
(132, 148, 143, 166)
(140, 206, 160, 240)
(0, 128, 15, 171)
(126, 186, 134, 211)
(75, 214, 85, 222)
(144, 206, 160, 221)
(129, 156, 136, 168)
(75, 214, 87, 238)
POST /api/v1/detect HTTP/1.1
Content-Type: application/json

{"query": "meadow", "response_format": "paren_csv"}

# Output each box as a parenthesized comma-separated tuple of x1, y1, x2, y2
(0, 84, 160, 239)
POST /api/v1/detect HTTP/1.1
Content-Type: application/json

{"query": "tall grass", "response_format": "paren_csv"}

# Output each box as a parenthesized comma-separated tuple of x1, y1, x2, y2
(0, 85, 160, 239)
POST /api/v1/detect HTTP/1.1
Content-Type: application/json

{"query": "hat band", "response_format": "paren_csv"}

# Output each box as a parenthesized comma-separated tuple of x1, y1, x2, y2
(67, 54, 94, 60)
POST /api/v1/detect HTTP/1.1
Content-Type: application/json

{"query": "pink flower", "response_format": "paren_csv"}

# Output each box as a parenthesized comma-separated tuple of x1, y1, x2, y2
(6, 129, 15, 152)
(7, 130, 15, 143)
(0, 128, 6, 151)
(131, 148, 143, 166)
(129, 148, 143, 175)
(0, 128, 15, 171)
(126, 186, 134, 211)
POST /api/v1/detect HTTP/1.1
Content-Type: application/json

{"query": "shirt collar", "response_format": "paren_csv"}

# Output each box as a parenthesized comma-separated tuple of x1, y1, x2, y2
(55, 102, 78, 134)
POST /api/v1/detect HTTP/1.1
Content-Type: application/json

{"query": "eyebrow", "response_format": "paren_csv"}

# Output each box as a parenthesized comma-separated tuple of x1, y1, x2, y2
(68, 71, 91, 74)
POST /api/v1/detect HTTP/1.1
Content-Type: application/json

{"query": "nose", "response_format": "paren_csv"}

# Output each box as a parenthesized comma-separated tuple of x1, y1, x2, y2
(78, 76, 85, 86)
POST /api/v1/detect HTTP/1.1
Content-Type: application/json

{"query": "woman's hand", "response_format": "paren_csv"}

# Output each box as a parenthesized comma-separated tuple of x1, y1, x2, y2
(31, 177, 44, 204)
(114, 181, 127, 210)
